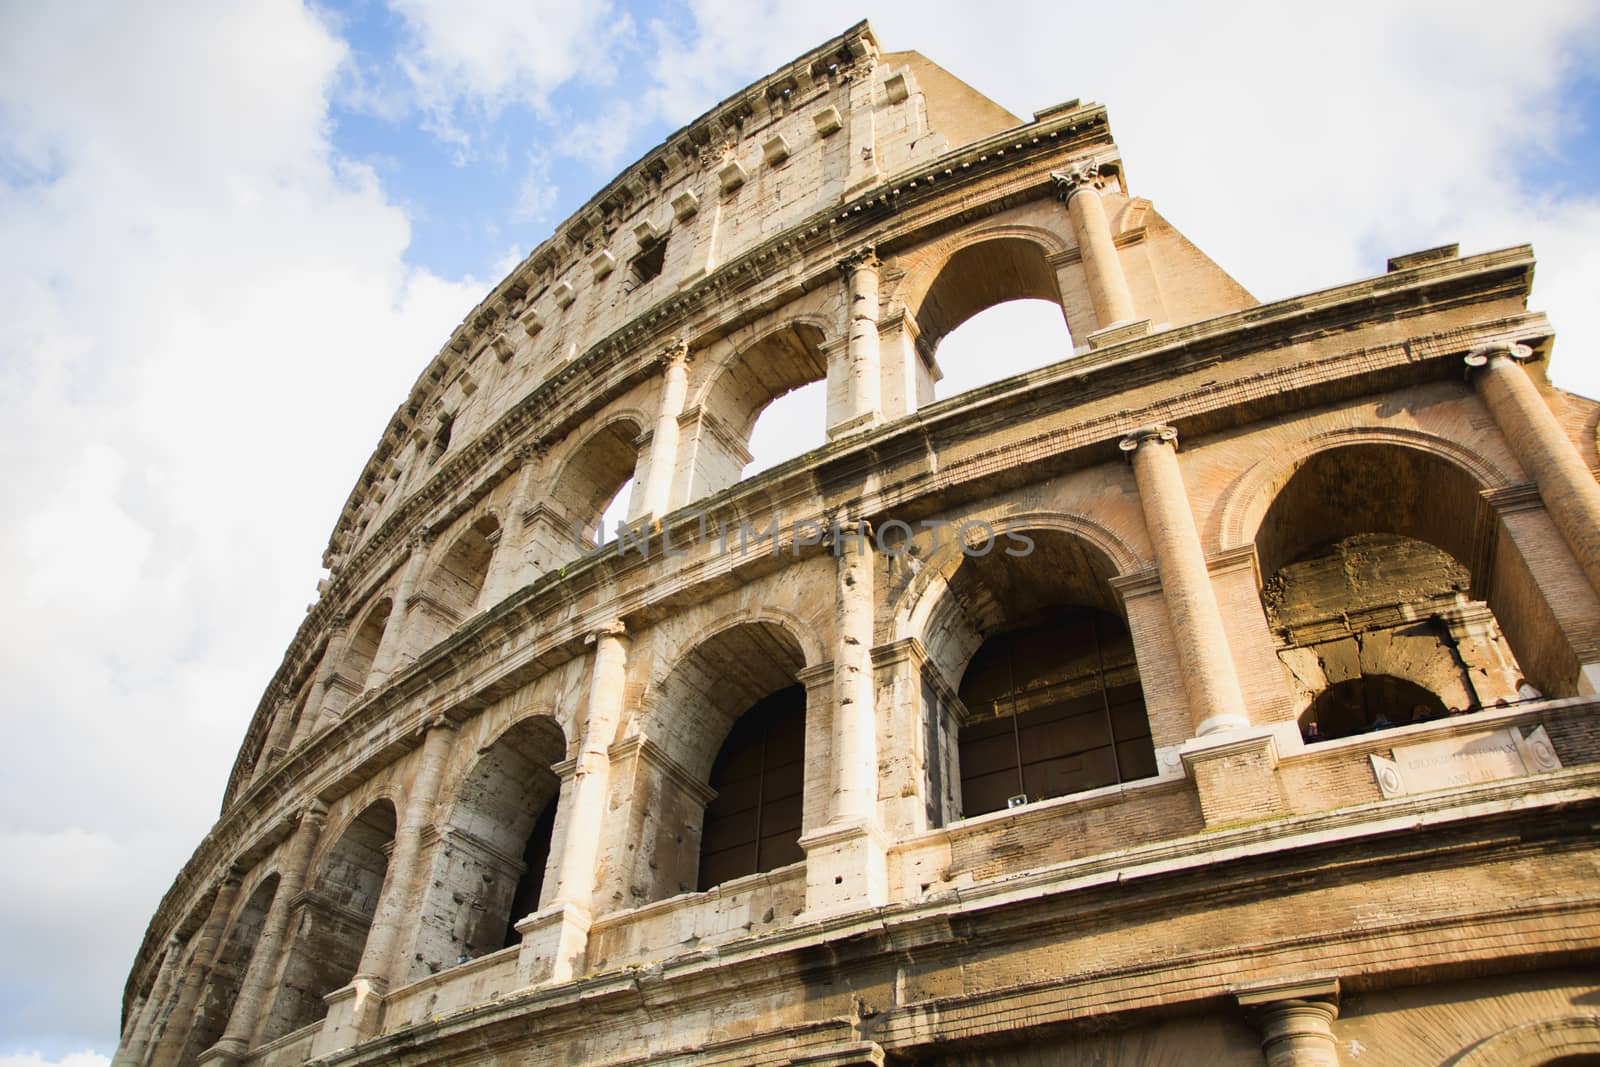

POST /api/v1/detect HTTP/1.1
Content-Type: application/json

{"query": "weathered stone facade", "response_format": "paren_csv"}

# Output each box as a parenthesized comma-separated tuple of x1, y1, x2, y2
(117, 22, 1600, 1067)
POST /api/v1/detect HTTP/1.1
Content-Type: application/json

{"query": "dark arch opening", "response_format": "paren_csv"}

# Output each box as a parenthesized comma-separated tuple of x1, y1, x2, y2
(411, 716, 566, 977)
(180, 874, 278, 1063)
(264, 800, 396, 1042)
(1302, 674, 1448, 742)
(958, 609, 1155, 817)
(1254, 445, 1537, 721)
(698, 683, 807, 891)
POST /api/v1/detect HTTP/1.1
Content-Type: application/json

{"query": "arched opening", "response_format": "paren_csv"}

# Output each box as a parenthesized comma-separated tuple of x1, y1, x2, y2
(917, 528, 1155, 823)
(693, 324, 828, 498)
(410, 514, 503, 651)
(698, 683, 806, 891)
(635, 621, 809, 903)
(264, 801, 396, 1041)
(181, 874, 278, 1063)
(1303, 674, 1449, 741)
(958, 609, 1155, 816)
(549, 417, 642, 551)
(1254, 445, 1533, 733)
(933, 299, 1076, 401)
(910, 237, 1074, 406)
(334, 598, 391, 701)
(411, 716, 566, 978)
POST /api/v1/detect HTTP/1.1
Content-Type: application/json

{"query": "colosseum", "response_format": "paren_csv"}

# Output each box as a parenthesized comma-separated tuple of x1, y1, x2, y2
(114, 21, 1600, 1067)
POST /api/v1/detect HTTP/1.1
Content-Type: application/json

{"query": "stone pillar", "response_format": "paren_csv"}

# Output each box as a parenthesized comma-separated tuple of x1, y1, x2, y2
(829, 248, 884, 439)
(1467, 342, 1600, 598)
(516, 620, 628, 986)
(250, 699, 296, 784)
(639, 339, 692, 522)
(481, 444, 539, 606)
(206, 802, 327, 1065)
(113, 935, 183, 1066)
(319, 718, 457, 1052)
(303, 616, 349, 736)
(148, 870, 242, 1067)
(1053, 161, 1137, 331)
(1238, 978, 1342, 1067)
(368, 532, 432, 688)
(1121, 426, 1249, 735)
(799, 521, 887, 915)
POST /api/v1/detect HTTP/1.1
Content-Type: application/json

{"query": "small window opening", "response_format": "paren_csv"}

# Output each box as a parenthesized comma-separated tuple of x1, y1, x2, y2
(428, 414, 454, 465)
(630, 237, 668, 285)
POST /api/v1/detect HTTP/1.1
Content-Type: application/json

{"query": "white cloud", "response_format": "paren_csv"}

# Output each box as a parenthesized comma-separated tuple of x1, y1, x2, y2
(0, 0, 479, 1054)
(389, 0, 636, 153)
(0, 1054, 109, 1067)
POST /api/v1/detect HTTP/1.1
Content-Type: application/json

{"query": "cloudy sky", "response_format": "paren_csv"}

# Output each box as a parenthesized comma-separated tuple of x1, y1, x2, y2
(2, 1, 1597, 1062)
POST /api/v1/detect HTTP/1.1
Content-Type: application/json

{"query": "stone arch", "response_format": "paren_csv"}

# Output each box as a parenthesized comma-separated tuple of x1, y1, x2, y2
(410, 513, 503, 649)
(682, 321, 830, 501)
(411, 714, 568, 978)
(179, 872, 279, 1063)
(546, 412, 646, 546)
(1451, 1014, 1600, 1066)
(615, 618, 814, 904)
(895, 509, 1143, 671)
(262, 799, 396, 1042)
(329, 596, 393, 709)
(893, 226, 1074, 360)
(1239, 438, 1546, 731)
(1217, 426, 1513, 555)
(895, 518, 1157, 824)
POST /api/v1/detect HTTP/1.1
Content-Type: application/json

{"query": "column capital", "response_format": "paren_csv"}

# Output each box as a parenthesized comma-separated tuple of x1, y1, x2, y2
(1465, 340, 1535, 370)
(300, 798, 331, 828)
(420, 713, 459, 737)
(406, 527, 436, 553)
(838, 245, 880, 276)
(219, 864, 246, 889)
(659, 336, 692, 368)
(1050, 159, 1106, 202)
(585, 619, 628, 645)
(1119, 424, 1179, 454)
(826, 517, 874, 552)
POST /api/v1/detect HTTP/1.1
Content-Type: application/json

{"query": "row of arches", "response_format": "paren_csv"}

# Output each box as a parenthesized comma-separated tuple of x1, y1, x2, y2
(182, 425, 1586, 1057)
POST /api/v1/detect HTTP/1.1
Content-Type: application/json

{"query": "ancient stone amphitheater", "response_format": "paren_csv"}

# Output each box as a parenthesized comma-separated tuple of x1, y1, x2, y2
(116, 22, 1600, 1067)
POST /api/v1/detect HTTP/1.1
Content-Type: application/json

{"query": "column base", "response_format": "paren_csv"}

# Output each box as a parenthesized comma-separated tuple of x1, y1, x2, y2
(196, 1040, 247, 1067)
(1085, 318, 1152, 350)
(1180, 728, 1290, 828)
(798, 821, 888, 918)
(514, 902, 591, 987)
(826, 411, 883, 441)
(310, 973, 387, 1058)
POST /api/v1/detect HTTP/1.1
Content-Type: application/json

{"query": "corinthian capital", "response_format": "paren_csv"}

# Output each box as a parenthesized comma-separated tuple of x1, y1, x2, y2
(1050, 159, 1104, 202)
(838, 245, 880, 276)
(661, 336, 692, 368)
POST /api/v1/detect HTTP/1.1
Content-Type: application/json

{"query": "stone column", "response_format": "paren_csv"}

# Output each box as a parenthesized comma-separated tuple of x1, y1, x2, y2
(639, 339, 692, 522)
(250, 699, 296, 784)
(207, 802, 327, 1064)
(148, 870, 241, 1067)
(799, 521, 887, 915)
(1053, 161, 1137, 331)
(516, 620, 628, 986)
(829, 248, 884, 439)
(481, 444, 539, 605)
(368, 531, 432, 688)
(1121, 426, 1250, 736)
(303, 615, 349, 736)
(1467, 341, 1600, 597)
(327, 717, 457, 1048)
(113, 935, 183, 1066)
(1238, 978, 1342, 1067)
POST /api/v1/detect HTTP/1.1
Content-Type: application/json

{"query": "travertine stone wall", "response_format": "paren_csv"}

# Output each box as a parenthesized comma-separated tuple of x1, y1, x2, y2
(119, 21, 1600, 1067)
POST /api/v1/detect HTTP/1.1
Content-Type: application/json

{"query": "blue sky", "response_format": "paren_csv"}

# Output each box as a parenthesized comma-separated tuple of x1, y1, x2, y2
(2, 2, 1599, 1063)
